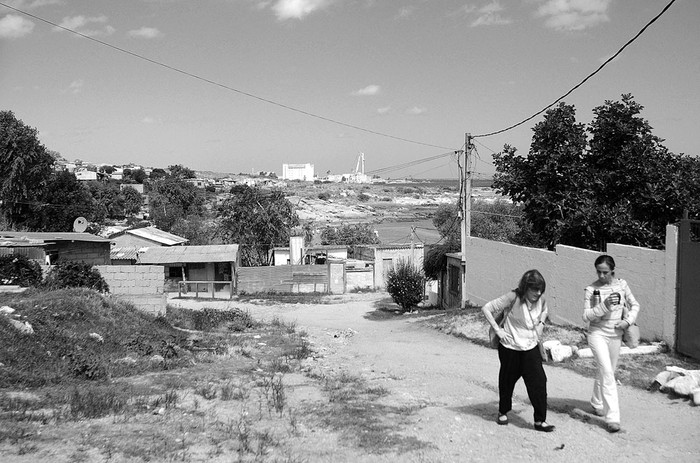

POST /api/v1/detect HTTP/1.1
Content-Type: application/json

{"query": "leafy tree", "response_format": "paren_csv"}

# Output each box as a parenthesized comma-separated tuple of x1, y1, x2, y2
(25, 171, 98, 232)
(493, 94, 698, 250)
(127, 168, 147, 184)
(148, 177, 204, 231)
(85, 181, 125, 220)
(168, 164, 196, 179)
(0, 111, 55, 228)
(320, 223, 380, 246)
(120, 185, 143, 216)
(99, 165, 116, 175)
(217, 185, 299, 266)
(386, 259, 424, 311)
(149, 168, 168, 180)
(170, 215, 217, 245)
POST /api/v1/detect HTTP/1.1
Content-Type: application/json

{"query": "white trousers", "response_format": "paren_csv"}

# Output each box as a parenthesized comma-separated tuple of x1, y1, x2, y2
(587, 332, 621, 424)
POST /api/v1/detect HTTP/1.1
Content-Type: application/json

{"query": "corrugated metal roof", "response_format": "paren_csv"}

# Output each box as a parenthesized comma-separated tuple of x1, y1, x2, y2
(137, 245, 239, 264)
(0, 231, 111, 243)
(110, 247, 139, 261)
(126, 227, 188, 246)
(356, 243, 425, 250)
(0, 237, 47, 247)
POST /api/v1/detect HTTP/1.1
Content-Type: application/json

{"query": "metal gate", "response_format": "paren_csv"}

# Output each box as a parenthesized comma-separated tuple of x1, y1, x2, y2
(677, 219, 700, 360)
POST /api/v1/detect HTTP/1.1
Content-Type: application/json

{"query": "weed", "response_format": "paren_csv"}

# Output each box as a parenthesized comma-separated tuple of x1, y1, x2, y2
(68, 387, 128, 420)
(195, 383, 218, 400)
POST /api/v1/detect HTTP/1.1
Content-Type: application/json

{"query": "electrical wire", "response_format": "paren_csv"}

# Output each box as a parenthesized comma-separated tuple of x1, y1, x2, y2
(473, 0, 678, 139)
(0, 2, 453, 151)
(366, 150, 458, 176)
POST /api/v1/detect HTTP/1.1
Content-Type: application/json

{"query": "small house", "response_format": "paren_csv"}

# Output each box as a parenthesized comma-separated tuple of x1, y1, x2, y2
(0, 231, 112, 265)
(110, 227, 188, 248)
(352, 243, 424, 289)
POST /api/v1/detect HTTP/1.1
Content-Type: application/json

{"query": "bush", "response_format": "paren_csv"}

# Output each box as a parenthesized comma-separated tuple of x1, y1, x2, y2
(358, 193, 370, 202)
(318, 191, 331, 201)
(0, 254, 43, 287)
(385, 259, 424, 311)
(43, 261, 109, 293)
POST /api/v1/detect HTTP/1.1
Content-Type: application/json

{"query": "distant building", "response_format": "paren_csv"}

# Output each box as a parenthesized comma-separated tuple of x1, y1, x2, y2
(282, 163, 314, 181)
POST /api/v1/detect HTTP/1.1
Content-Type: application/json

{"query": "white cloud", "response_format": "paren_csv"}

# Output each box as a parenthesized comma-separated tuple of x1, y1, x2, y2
(396, 6, 415, 19)
(55, 15, 115, 37)
(5, 0, 63, 9)
(352, 84, 381, 96)
(377, 106, 391, 114)
(271, 0, 334, 20)
(141, 116, 156, 124)
(0, 14, 34, 38)
(406, 106, 427, 115)
(470, 1, 512, 27)
(68, 79, 84, 94)
(536, 0, 611, 31)
(127, 27, 163, 39)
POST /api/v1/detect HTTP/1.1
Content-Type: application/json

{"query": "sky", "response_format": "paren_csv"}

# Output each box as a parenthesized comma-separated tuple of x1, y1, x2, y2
(1, 0, 698, 179)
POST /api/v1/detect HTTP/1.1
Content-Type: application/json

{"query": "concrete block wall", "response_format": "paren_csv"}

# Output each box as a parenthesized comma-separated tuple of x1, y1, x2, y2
(464, 224, 678, 346)
(97, 265, 166, 315)
(347, 268, 374, 290)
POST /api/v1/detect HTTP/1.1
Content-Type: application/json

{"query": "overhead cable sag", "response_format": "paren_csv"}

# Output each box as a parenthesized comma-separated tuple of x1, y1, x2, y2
(474, 0, 678, 139)
(0, 1, 452, 151)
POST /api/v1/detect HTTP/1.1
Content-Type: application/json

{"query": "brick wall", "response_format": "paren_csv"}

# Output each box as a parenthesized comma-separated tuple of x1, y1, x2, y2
(96, 265, 166, 315)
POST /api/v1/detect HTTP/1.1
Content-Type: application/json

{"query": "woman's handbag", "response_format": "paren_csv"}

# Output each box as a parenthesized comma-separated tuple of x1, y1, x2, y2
(488, 297, 516, 348)
(621, 304, 640, 349)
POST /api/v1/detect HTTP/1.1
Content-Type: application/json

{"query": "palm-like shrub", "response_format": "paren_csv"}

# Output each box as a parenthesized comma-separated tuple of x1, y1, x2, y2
(385, 259, 424, 311)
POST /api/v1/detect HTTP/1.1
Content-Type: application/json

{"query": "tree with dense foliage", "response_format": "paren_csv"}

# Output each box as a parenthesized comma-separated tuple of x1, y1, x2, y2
(320, 223, 380, 246)
(24, 171, 98, 232)
(149, 168, 168, 180)
(493, 94, 699, 250)
(217, 185, 299, 266)
(0, 111, 55, 228)
(386, 258, 424, 311)
(147, 177, 204, 232)
(168, 164, 196, 179)
(120, 185, 143, 216)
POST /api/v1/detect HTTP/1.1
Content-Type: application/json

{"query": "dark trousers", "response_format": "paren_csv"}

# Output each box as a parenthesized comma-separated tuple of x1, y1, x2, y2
(497, 343, 548, 423)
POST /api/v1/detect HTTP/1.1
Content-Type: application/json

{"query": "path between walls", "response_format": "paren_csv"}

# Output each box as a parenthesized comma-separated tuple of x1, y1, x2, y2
(167, 293, 699, 462)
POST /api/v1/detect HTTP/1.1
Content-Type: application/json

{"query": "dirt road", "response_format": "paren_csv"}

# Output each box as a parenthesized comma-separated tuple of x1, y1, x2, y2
(169, 293, 699, 462)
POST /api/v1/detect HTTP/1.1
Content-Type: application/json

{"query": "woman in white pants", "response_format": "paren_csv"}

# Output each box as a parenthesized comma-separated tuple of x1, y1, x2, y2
(583, 255, 640, 433)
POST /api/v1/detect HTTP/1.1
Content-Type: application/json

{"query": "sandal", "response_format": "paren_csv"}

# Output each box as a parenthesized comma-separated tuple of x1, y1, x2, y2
(497, 414, 508, 425)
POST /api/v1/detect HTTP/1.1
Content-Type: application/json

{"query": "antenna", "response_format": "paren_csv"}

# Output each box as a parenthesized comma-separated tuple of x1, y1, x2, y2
(73, 217, 88, 233)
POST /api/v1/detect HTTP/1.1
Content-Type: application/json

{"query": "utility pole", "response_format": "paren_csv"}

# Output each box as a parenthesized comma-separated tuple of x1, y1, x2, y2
(460, 133, 472, 308)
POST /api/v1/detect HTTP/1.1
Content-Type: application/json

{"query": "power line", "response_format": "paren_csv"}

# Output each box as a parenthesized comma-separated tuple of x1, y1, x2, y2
(0, 2, 452, 151)
(473, 0, 678, 139)
(366, 150, 458, 176)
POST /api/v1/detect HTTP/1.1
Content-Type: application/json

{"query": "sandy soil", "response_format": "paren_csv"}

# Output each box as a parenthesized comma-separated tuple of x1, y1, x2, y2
(167, 292, 700, 462)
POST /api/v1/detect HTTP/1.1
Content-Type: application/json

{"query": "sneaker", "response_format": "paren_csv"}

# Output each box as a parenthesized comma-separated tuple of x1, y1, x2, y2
(497, 414, 508, 425)
(592, 407, 604, 417)
(606, 423, 621, 433)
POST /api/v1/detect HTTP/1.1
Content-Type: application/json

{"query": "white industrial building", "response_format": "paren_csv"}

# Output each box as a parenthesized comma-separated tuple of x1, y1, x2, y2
(282, 163, 315, 181)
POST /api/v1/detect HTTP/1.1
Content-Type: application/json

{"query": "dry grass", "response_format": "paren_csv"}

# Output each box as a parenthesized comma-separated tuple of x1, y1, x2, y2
(420, 306, 700, 390)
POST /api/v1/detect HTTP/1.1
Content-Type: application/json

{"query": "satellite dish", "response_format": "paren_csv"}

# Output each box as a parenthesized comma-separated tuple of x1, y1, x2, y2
(73, 217, 88, 233)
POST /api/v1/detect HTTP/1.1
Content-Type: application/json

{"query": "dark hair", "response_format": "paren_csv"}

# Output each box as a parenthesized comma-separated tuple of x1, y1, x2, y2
(514, 269, 546, 298)
(594, 255, 616, 271)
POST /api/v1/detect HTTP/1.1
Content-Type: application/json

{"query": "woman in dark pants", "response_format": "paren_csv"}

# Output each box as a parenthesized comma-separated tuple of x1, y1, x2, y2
(482, 269, 554, 432)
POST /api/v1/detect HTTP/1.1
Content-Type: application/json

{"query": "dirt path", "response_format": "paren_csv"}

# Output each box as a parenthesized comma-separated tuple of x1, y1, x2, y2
(169, 293, 699, 462)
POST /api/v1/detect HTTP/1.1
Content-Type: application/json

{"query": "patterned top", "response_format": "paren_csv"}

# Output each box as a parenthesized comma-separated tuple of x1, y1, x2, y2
(583, 278, 640, 337)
